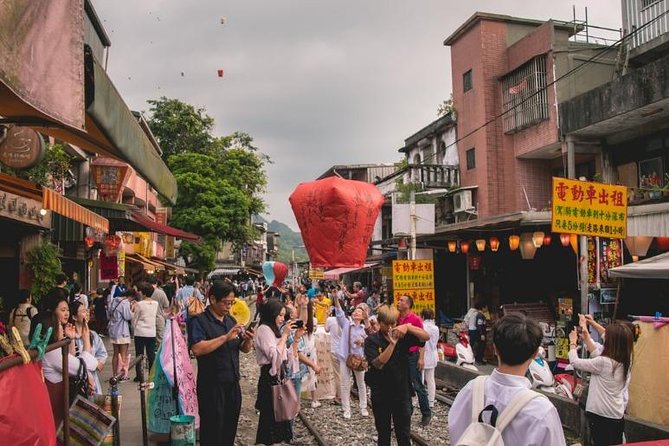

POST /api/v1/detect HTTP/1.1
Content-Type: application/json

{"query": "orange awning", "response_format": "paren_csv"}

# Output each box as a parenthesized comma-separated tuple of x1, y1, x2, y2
(42, 187, 109, 233)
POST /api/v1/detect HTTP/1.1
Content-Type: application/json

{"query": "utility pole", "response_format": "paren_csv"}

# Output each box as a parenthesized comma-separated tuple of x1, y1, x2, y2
(410, 190, 417, 260)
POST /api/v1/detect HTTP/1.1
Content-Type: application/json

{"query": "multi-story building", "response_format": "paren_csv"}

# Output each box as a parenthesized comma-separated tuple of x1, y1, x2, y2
(427, 12, 620, 317)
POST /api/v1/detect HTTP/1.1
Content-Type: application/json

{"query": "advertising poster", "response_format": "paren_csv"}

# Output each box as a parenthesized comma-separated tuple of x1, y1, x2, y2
(392, 260, 435, 313)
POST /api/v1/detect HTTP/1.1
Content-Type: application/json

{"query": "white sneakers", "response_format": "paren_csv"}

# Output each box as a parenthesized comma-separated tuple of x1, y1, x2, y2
(343, 410, 351, 420)
(311, 401, 322, 409)
(361, 408, 369, 417)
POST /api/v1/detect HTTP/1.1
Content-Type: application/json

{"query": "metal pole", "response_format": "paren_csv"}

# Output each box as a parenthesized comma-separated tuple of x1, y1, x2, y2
(110, 376, 120, 446)
(139, 356, 149, 446)
(410, 190, 417, 260)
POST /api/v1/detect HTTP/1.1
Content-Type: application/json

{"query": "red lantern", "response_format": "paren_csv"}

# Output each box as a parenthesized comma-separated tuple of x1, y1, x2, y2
(217, 69, 224, 77)
(289, 176, 384, 268)
(543, 234, 552, 246)
(656, 237, 669, 251)
(460, 241, 470, 254)
(509, 235, 520, 251)
(560, 233, 571, 247)
(489, 237, 500, 252)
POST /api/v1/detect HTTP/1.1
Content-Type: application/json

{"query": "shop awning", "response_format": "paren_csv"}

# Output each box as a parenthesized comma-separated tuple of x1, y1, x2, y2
(133, 253, 164, 271)
(150, 258, 185, 275)
(627, 203, 669, 237)
(323, 263, 379, 280)
(129, 211, 200, 241)
(71, 197, 199, 241)
(42, 187, 109, 233)
(125, 254, 156, 271)
(609, 252, 669, 279)
(207, 268, 242, 279)
(0, 38, 177, 203)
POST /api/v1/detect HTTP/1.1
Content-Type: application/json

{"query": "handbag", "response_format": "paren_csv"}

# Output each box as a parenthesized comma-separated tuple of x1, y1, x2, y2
(271, 363, 300, 422)
(187, 296, 206, 317)
(69, 357, 91, 403)
(345, 322, 368, 372)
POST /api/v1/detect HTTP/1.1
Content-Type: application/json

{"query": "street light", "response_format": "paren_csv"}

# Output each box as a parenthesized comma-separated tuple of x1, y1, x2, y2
(409, 188, 450, 260)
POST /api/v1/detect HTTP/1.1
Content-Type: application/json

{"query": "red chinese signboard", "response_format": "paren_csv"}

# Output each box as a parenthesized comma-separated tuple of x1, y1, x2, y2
(99, 252, 118, 281)
(551, 177, 627, 239)
(91, 159, 130, 202)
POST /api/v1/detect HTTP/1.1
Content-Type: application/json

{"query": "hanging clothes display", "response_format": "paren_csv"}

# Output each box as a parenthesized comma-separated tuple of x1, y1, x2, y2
(0, 361, 56, 445)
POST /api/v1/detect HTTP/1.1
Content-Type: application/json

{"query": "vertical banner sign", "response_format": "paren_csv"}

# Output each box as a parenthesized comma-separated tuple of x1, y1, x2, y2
(392, 260, 435, 314)
(99, 252, 118, 281)
(551, 177, 627, 239)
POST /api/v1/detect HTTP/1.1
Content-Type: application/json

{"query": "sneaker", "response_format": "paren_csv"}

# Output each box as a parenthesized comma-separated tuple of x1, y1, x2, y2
(311, 401, 322, 409)
(420, 415, 432, 427)
(361, 408, 369, 417)
(343, 410, 351, 420)
(119, 376, 131, 383)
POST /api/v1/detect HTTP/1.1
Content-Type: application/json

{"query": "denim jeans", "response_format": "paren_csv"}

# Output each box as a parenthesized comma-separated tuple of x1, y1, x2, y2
(408, 351, 431, 418)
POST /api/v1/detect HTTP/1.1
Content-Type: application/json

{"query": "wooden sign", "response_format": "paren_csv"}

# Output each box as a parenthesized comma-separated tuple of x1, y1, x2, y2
(0, 126, 45, 169)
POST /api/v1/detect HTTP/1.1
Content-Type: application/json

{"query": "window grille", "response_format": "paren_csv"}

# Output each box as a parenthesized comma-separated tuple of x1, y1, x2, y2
(501, 55, 549, 133)
(641, 0, 661, 9)
(463, 70, 473, 92)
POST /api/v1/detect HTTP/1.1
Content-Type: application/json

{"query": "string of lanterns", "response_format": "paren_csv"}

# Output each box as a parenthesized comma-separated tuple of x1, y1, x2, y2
(446, 231, 576, 258)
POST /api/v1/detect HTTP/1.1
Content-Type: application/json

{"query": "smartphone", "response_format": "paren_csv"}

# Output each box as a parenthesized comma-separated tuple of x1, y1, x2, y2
(247, 320, 258, 330)
(294, 319, 304, 329)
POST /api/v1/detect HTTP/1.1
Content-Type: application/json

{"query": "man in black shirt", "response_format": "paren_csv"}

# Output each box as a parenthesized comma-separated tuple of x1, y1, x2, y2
(364, 304, 430, 446)
(190, 281, 255, 446)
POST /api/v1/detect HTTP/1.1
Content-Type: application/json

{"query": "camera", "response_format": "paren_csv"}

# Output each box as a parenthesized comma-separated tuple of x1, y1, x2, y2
(294, 319, 304, 329)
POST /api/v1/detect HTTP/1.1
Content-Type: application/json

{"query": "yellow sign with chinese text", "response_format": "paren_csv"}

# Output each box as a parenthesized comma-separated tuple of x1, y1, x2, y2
(392, 260, 435, 313)
(308, 267, 324, 280)
(551, 177, 627, 239)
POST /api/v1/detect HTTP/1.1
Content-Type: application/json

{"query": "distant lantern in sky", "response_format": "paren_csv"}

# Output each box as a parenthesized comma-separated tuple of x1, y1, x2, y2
(217, 69, 224, 78)
(220, 17, 227, 25)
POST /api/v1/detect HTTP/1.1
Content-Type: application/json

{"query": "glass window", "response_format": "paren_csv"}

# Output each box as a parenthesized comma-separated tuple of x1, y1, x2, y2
(463, 69, 473, 92)
(466, 148, 476, 170)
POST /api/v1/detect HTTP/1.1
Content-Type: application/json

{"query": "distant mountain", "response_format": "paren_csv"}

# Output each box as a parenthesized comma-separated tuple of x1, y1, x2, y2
(262, 218, 308, 263)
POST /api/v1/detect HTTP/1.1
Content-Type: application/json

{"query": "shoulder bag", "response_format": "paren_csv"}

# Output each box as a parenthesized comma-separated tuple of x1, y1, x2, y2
(187, 295, 206, 317)
(271, 362, 300, 422)
(345, 323, 368, 372)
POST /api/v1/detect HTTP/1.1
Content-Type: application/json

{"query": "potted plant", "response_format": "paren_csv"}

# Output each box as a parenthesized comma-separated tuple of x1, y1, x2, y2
(663, 174, 669, 197)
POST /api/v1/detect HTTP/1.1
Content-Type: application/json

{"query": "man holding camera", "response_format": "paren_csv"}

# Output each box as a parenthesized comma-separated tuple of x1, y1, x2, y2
(190, 280, 255, 446)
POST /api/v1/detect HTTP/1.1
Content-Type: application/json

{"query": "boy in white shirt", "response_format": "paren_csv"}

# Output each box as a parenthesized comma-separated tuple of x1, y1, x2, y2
(448, 313, 566, 446)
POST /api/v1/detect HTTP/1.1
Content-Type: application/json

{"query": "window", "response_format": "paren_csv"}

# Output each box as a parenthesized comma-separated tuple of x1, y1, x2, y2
(466, 148, 476, 170)
(501, 55, 549, 133)
(463, 69, 473, 92)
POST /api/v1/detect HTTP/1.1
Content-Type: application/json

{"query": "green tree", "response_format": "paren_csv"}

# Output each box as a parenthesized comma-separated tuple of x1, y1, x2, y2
(145, 98, 269, 272)
(27, 242, 62, 303)
(146, 97, 215, 162)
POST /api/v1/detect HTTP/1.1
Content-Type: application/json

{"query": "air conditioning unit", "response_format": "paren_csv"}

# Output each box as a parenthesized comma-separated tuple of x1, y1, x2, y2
(453, 190, 473, 213)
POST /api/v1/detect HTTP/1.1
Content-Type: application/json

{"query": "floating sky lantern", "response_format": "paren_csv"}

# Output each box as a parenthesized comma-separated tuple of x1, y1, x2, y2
(262, 261, 289, 287)
(217, 69, 224, 78)
(289, 176, 384, 268)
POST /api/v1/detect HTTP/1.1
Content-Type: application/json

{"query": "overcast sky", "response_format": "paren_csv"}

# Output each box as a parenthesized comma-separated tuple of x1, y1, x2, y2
(95, 1, 622, 232)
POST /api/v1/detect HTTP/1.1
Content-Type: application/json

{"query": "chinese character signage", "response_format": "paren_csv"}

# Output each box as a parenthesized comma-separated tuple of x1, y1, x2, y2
(99, 252, 118, 281)
(392, 260, 435, 314)
(551, 177, 627, 239)
(586, 237, 623, 288)
(308, 267, 324, 280)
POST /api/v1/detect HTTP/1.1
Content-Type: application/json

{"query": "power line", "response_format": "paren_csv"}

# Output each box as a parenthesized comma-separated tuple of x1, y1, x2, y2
(418, 8, 669, 166)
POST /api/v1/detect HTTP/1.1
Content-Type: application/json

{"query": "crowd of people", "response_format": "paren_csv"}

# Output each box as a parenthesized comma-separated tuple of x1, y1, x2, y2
(4, 273, 636, 446)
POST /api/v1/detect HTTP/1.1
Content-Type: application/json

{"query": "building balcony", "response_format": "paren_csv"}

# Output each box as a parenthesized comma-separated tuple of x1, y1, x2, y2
(407, 164, 460, 189)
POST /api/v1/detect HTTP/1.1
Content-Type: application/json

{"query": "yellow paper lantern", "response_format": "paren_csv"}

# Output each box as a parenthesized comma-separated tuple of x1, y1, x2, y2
(509, 235, 520, 251)
(447, 240, 457, 253)
(475, 239, 486, 251)
(532, 231, 545, 248)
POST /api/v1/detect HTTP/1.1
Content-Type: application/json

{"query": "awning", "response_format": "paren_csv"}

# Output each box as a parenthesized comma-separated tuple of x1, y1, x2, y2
(609, 252, 669, 279)
(0, 50, 178, 203)
(324, 263, 379, 280)
(126, 254, 156, 271)
(134, 253, 164, 271)
(129, 211, 199, 241)
(71, 197, 199, 241)
(627, 203, 669, 237)
(43, 187, 109, 233)
(150, 258, 185, 275)
(207, 268, 242, 279)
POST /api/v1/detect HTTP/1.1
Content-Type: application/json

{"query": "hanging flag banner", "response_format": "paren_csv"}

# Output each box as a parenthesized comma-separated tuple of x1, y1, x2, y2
(551, 177, 627, 239)
(392, 260, 435, 314)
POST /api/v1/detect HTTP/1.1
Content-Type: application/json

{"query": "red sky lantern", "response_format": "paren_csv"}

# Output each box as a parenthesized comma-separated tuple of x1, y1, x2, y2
(289, 176, 384, 268)
(217, 69, 224, 77)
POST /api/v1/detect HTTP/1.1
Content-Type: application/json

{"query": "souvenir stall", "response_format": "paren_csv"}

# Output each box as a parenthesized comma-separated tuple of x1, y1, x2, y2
(609, 253, 669, 427)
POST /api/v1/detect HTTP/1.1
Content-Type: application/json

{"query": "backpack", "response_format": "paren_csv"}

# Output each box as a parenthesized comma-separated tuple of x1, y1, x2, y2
(455, 376, 542, 446)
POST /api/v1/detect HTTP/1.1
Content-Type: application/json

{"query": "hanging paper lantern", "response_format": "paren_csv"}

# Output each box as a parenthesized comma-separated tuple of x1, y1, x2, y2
(289, 176, 384, 268)
(532, 231, 545, 248)
(447, 240, 457, 253)
(509, 235, 520, 251)
(489, 237, 500, 252)
(262, 261, 289, 287)
(217, 69, 224, 77)
(460, 241, 470, 254)
(625, 236, 653, 257)
(475, 239, 486, 251)
(520, 233, 537, 260)
(543, 234, 552, 246)
(84, 236, 95, 248)
(560, 233, 571, 247)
